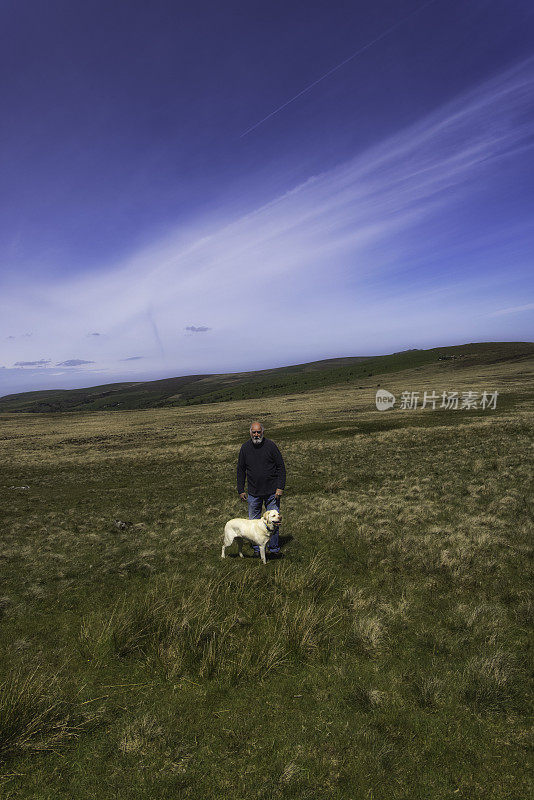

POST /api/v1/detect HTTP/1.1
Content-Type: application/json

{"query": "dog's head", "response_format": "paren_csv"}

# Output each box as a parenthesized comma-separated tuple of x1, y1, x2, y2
(262, 509, 282, 531)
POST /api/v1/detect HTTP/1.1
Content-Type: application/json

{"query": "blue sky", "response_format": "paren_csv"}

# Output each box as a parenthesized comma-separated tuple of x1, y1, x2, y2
(1, 0, 533, 396)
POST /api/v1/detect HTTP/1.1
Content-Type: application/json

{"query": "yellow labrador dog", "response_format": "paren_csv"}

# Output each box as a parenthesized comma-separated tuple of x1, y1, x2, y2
(221, 509, 282, 565)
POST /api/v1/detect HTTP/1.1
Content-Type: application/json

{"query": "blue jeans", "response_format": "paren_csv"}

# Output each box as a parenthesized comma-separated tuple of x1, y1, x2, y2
(247, 493, 281, 554)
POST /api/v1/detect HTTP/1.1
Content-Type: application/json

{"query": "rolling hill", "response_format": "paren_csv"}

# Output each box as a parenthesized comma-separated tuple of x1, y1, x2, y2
(1, 341, 533, 413)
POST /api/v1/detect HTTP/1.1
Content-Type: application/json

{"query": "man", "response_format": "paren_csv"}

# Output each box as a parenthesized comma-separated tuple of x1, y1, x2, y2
(237, 421, 286, 556)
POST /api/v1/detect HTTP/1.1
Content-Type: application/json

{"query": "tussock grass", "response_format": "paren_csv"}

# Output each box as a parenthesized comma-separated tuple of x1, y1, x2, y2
(461, 651, 526, 713)
(270, 552, 334, 597)
(343, 680, 386, 711)
(0, 668, 102, 761)
(79, 592, 173, 661)
(276, 599, 341, 659)
(118, 714, 164, 756)
(80, 568, 341, 685)
(346, 613, 387, 657)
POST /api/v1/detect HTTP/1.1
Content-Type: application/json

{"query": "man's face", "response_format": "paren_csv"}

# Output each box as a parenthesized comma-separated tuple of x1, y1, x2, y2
(250, 424, 263, 444)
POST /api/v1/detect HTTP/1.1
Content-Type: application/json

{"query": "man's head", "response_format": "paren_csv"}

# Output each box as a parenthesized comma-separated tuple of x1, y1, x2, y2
(250, 421, 264, 445)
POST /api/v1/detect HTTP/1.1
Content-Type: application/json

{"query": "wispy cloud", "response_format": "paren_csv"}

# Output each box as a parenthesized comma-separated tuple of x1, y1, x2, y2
(1, 59, 533, 394)
(14, 359, 51, 367)
(486, 303, 534, 317)
(120, 356, 144, 361)
(56, 359, 95, 366)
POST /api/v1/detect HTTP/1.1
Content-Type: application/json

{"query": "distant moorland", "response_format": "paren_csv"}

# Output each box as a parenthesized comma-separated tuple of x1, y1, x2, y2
(1, 340, 533, 413)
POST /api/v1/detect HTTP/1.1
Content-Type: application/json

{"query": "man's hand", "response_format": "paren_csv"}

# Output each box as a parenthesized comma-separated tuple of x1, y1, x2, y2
(239, 492, 248, 501)
(275, 488, 284, 498)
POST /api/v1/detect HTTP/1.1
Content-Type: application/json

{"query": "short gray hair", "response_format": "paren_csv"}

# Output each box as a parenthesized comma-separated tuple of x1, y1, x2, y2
(250, 421, 264, 432)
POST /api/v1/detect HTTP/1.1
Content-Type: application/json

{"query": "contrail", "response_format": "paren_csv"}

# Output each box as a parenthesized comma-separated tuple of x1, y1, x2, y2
(240, 0, 440, 138)
(146, 306, 165, 359)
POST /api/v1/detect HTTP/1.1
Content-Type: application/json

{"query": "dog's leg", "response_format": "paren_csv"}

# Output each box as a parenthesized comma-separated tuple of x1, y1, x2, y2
(259, 544, 267, 565)
(237, 538, 244, 558)
(222, 528, 233, 559)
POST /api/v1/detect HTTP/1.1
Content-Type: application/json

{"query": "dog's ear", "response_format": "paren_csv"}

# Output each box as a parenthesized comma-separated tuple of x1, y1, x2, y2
(262, 511, 269, 522)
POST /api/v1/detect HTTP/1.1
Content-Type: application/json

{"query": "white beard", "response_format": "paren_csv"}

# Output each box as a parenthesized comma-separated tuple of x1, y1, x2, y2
(251, 435, 264, 444)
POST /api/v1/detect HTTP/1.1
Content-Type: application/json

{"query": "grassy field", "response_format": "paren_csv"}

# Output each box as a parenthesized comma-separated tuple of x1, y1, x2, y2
(0, 354, 532, 798)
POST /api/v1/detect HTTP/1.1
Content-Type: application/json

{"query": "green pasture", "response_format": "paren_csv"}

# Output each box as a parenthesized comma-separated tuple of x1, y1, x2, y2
(0, 354, 532, 798)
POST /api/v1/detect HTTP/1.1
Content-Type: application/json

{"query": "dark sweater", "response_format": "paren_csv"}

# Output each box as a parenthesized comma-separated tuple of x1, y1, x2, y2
(237, 438, 286, 496)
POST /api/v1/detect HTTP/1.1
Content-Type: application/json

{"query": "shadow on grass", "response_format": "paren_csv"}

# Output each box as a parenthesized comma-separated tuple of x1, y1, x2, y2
(278, 534, 293, 548)
(224, 534, 293, 559)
